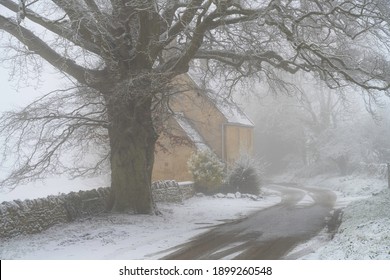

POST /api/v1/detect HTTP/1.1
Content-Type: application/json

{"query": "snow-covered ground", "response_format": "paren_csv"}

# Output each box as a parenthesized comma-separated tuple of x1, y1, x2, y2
(285, 174, 390, 260)
(0, 188, 281, 259)
(1, 173, 389, 260)
(0, 175, 109, 203)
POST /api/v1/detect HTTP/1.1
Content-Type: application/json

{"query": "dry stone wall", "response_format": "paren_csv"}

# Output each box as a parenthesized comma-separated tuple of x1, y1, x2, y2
(0, 181, 194, 239)
(152, 180, 195, 202)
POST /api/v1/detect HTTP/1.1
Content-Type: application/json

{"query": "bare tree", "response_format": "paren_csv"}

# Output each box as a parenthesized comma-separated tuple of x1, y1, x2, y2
(1, 0, 390, 213)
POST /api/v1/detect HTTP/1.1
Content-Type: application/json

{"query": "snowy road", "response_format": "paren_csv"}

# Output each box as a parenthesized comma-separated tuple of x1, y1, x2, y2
(2, 175, 387, 259)
(162, 183, 339, 260)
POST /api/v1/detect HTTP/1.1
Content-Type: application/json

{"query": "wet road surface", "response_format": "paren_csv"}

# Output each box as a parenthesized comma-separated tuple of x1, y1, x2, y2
(162, 183, 340, 260)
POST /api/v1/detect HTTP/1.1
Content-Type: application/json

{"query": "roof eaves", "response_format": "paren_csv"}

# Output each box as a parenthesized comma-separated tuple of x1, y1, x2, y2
(174, 113, 212, 152)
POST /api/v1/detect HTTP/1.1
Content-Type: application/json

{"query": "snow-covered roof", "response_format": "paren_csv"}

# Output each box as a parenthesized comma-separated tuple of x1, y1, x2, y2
(186, 73, 254, 127)
(212, 97, 254, 127)
(174, 114, 211, 152)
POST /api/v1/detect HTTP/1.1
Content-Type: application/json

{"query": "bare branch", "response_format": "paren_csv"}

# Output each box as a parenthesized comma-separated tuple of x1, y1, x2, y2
(84, 0, 103, 19)
(0, 0, 102, 55)
(0, 86, 109, 186)
(0, 14, 104, 85)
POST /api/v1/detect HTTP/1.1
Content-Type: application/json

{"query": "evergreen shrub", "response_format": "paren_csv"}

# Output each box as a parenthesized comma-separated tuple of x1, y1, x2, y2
(187, 150, 225, 194)
(226, 155, 265, 195)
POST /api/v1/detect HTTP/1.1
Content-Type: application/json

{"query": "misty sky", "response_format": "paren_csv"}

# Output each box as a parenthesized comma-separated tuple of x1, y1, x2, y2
(0, 64, 108, 199)
(0, 65, 55, 111)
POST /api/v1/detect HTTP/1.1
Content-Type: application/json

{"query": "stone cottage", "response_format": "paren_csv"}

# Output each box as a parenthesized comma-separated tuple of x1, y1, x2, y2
(152, 74, 254, 181)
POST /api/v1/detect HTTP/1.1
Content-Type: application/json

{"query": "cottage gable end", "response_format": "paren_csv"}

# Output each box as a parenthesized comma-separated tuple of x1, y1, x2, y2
(152, 73, 255, 181)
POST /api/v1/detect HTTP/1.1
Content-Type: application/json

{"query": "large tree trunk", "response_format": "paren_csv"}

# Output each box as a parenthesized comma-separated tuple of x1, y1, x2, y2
(105, 89, 157, 214)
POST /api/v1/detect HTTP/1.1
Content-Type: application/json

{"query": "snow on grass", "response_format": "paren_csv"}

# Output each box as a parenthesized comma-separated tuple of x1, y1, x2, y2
(286, 175, 390, 260)
(0, 175, 109, 203)
(305, 174, 385, 198)
(0, 190, 281, 260)
(2, 172, 389, 260)
(300, 188, 390, 260)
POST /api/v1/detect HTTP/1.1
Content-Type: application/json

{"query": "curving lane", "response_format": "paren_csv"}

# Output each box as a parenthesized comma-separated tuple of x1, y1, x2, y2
(162, 183, 339, 260)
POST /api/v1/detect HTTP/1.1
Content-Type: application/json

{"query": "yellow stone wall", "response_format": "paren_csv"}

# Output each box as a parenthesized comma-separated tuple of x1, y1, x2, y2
(224, 125, 254, 165)
(169, 75, 226, 158)
(152, 120, 195, 181)
(152, 74, 254, 182)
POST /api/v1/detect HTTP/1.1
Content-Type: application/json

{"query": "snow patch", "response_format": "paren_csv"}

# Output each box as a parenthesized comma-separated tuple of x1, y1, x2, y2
(295, 193, 315, 207)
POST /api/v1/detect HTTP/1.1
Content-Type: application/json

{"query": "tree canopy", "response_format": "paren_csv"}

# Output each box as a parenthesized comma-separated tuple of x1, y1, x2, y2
(1, 0, 390, 213)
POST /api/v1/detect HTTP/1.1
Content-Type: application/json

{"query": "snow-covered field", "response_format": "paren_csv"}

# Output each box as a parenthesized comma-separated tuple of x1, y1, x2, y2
(1, 174, 389, 260)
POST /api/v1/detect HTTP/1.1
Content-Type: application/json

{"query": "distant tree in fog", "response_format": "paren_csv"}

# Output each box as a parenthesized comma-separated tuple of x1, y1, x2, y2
(1, 0, 390, 213)
(251, 74, 390, 175)
(250, 72, 351, 171)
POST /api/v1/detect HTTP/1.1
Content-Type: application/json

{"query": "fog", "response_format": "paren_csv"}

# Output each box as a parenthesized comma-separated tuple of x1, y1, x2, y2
(0, 66, 108, 201)
(1, 43, 390, 263)
(1, 63, 389, 201)
(240, 72, 390, 178)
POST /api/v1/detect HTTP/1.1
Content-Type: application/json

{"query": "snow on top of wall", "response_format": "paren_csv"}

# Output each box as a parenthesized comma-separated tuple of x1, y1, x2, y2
(174, 114, 211, 152)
